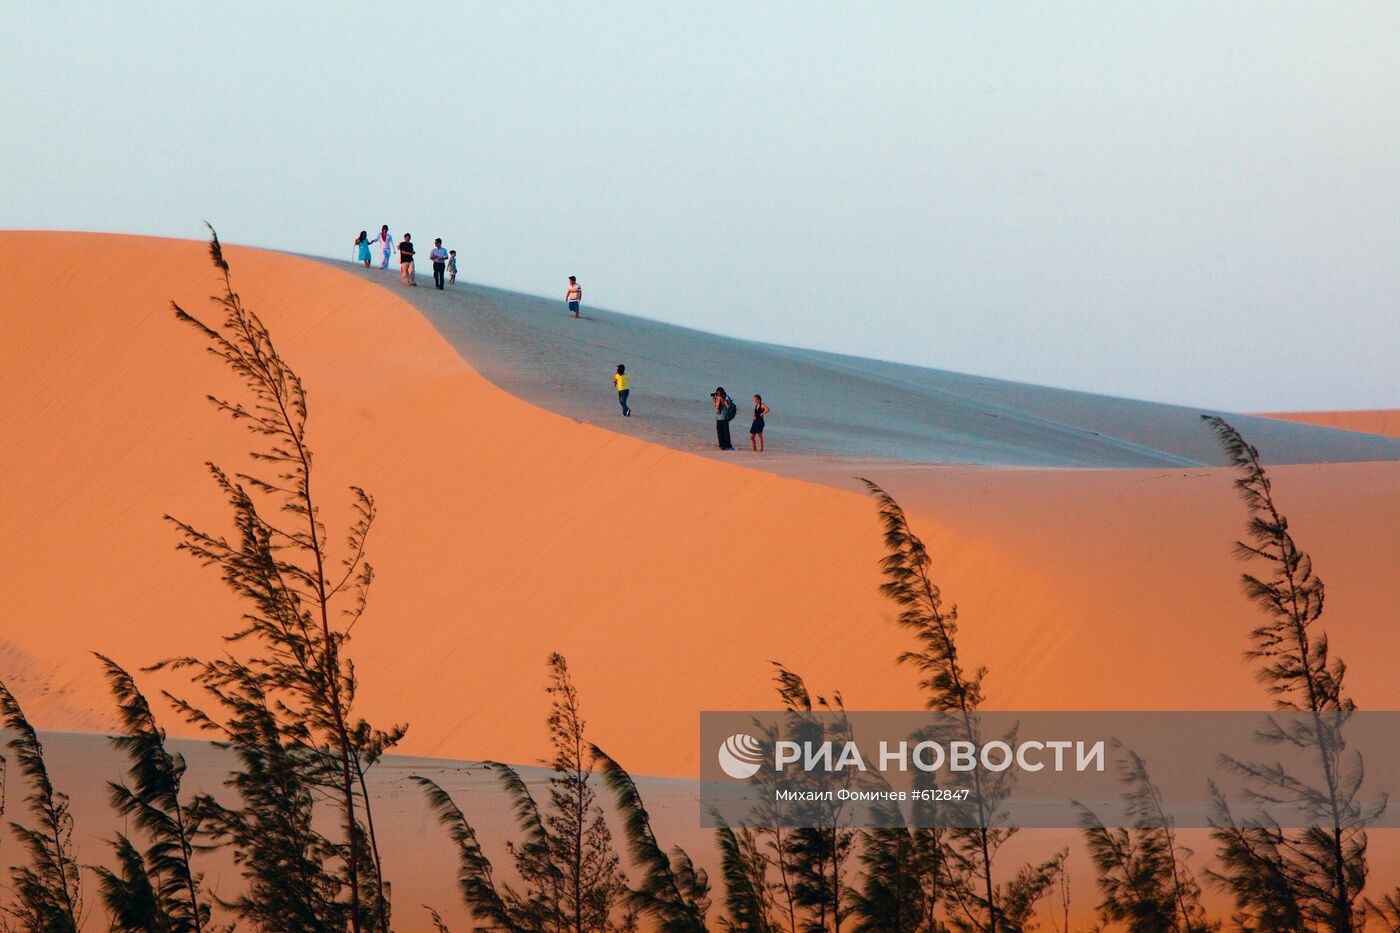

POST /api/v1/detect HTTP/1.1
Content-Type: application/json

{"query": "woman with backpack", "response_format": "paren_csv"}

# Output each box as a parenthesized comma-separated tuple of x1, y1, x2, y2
(712, 386, 737, 450)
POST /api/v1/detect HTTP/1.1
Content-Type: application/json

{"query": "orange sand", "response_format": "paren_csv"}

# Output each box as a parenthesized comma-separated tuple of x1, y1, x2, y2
(5, 232, 1400, 783)
(5, 232, 1400, 928)
(1, 232, 919, 775)
(1260, 408, 1400, 439)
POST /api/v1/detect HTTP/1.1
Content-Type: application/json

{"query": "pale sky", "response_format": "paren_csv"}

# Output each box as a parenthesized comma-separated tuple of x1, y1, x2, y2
(3, 2, 1396, 411)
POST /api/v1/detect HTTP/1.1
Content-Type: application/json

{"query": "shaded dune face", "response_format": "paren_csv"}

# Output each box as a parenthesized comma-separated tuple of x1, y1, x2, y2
(323, 255, 1400, 469)
(3, 232, 1400, 785)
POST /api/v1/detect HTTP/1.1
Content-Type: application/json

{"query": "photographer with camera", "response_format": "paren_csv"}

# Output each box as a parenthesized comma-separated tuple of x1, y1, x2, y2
(712, 386, 738, 450)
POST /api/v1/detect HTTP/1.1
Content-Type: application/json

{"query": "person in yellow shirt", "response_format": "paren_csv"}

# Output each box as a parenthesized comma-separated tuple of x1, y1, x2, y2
(613, 364, 631, 416)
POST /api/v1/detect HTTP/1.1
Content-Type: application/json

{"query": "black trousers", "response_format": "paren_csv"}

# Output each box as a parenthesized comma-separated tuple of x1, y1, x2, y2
(716, 419, 732, 449)
(432, 261, 446, 288)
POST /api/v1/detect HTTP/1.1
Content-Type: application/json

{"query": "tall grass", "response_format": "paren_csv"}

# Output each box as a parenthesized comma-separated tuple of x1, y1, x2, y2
(414, 654, 639, 933)
(152, 226, 403, 931)
(1202, 415, 1374, 931)
(0, 682, 81, 932)
(1076, 743, 1212, 931)
(863, 480, 1063, 931)
(93, 654, 211, 931)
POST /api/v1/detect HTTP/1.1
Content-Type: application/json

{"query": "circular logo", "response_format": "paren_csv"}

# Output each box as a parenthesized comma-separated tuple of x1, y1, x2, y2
(717, 733, 764, 779)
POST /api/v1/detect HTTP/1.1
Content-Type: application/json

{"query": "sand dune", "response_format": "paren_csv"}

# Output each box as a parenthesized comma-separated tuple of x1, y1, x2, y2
(5, 232, 1400, 783)
(1, 231, 917, 777)
(1260, 408, 1400, 439)
(5, 231, 1400, 928)
(325, 261, 1400, 469)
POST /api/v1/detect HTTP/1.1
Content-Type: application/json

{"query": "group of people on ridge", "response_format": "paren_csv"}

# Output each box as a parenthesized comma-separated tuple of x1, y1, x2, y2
(712, 388, 769, 452)
(349, 230, 770, 450)
(610, 372, 768, 451)
(354, 226, 456, 290)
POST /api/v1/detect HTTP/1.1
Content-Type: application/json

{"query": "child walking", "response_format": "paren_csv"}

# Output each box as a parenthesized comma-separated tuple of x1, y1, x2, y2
(448, 250, 458, 284)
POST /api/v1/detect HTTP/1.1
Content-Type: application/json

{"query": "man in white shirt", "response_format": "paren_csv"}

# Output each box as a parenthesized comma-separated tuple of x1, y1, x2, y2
(429, 238, 449, 290)
(566, 276, 582, 318)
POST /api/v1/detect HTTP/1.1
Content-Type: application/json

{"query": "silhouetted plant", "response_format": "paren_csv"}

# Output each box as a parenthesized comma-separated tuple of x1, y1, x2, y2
(93, 654, 211, 932)
(1045, 866, 1070, 933)
(420, 743, 698, 933)
(543, 654, 629, 932)
(1369, 891, 1400, 931)
(863, 480, 1062, 932)
(192, 682, 349, 931)
(847, 712, 955, 932)
(494, 761, 568, 929)
(848, 793, 942, 933)
(592, 745, 709, 932)
(1076, 742, 1213, 931)
(769, 664, 855, 933)
(1205, 786, 1305, 931)
(155, 226, 403, 932)
(414, 654, 632, 933)
(714, 815, 776, 932)
(1202, 416, 1374, 931)
(0, 681, 82, 932)
(414, 775, 518, 930)
(424, 905, 454, 932)
(725, 663, 878, 932)
(95, 835, 163, 932)
(995, 854, 1066, 933)
(733, 705, 799, 931)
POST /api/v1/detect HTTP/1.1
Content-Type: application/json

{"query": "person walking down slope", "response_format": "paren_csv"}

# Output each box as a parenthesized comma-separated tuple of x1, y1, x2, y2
(398, 233, 417, 286)
(614, 364, 631, 417)
(750, 394, 769, 452)
(448, 249, 458, 284)
(377, 224, 393, 269)
(712, 386, 737, 450)
(354, 230, 372, 268)
(430, 238, 449, 289)
(566, 276, 582, 318)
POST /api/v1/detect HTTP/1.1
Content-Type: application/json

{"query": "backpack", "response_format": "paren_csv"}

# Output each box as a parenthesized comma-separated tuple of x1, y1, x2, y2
(723, 396, 738, 421)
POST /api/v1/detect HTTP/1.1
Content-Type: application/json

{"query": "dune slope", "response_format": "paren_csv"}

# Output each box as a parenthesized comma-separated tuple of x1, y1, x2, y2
(1260, 408, 1400, 439)
(1, 232, 916, 777)
(5, 232, 1400, 930)
(3, 233, 1400, 787)
(326, 261, 1400, 469)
